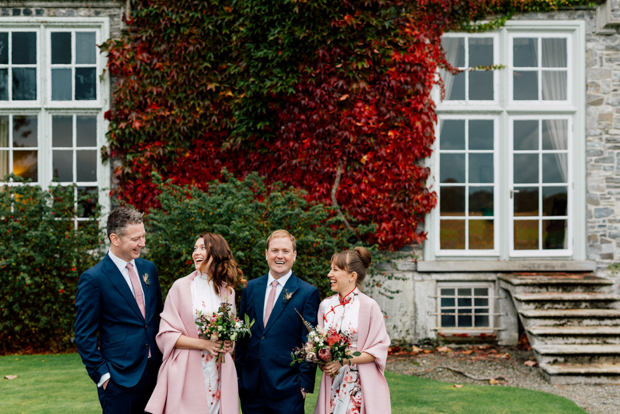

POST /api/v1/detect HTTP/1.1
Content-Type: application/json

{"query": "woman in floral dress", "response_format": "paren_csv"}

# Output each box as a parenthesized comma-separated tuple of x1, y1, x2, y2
(314, 247, 391, 414)
(146, 233, 245, 414)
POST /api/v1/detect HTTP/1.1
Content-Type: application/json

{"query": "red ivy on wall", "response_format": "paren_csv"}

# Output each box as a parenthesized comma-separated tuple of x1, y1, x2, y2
(101, 0, 565, 250)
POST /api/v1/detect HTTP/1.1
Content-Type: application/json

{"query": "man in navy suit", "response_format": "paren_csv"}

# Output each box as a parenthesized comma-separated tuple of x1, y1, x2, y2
(75, 207, 163, 413)
(236, 230, 321, 414)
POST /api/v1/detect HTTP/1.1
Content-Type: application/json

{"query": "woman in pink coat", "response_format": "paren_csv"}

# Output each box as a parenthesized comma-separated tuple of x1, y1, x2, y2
(314, 247, 391, 414)
(146, 233, 245, 414)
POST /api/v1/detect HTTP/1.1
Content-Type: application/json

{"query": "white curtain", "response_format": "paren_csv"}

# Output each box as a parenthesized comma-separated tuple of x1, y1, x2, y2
(541, 38, 567, 100)
(440, 38, 463, 100)
(544, 119, 568, 183)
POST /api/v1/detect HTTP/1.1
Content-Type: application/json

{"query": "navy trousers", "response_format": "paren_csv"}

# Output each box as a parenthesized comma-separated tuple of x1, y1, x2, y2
(97, 359, 157, 414)
(240, 376, 305, 414)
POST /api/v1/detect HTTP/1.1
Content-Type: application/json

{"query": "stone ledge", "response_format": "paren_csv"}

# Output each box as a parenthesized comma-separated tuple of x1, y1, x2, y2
(417, 260, 597, 273)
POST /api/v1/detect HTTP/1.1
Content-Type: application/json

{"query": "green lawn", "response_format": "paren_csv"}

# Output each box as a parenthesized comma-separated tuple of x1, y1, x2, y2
(0, 354, 585, 414)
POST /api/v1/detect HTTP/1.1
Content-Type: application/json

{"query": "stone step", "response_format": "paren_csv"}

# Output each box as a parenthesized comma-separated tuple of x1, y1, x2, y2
(527, 326, 620, 336)
(533, 344, 620, 355)
(498, 274, 613, 285)
(520, 309, 620, 318)
(514, 292, 620, 301)
(540, 363, 620, 384)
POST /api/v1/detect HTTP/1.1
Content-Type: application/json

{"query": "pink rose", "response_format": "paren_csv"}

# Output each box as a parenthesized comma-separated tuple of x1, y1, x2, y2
(318, 348, 332, 362)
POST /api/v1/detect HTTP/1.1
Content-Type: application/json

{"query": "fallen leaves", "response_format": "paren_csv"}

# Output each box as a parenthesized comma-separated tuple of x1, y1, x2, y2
(454, 384, 464, 388)
(524, 360, 538, 367)
(436, 346, 452, 353)
(4, 375, 17, 380)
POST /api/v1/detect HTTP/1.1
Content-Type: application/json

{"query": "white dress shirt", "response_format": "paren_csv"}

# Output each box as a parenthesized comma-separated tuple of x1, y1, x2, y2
(263, 270, 292, 321)
(98, 250, 145, 387)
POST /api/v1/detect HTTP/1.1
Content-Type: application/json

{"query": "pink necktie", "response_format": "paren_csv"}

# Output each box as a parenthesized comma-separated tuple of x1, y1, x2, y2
(264, 280, 279, 327)
(127, 263, 145, 318)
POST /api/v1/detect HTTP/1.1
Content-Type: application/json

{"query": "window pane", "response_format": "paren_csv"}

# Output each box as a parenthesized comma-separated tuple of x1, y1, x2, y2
(543, 186, 567, 216)
(78, 186, 98, 218)
(13, 150, 37, 180)
(542, 38, 567, 68)
(76, 150, 97, 181)
(0, 33, 7, 64)
(469, 71, 493, 101)
(445, 72, 465, 100)
(514, 154, 538, 183)
(440, 186, 465, 216)
(472, 229, 491, 253)
(468, 153, 493, 183)
(458, 288, 472, 296)
(77, 116, 97, 147)
(13, 115, 37, 148)
(514, 38, 538, 67)
(469, 38, 493, 67)
(441, 314, 456, 328)
(12, 68, 37, 100)
(441, 297, 455, 307)
(469, 187, 493, 216)
(53, 115, 73, 147)
(469, 120, 493, 150)
(53, 150, 73, 181)
(474, 288, 488, 296)
(0, 150, 7, 178)
(440, 120, 465, 150)
(51, 32, 71, 64)
(514, 220, 538, 250)
(52, 68, 72, 101)
(440, 153, 465, 183)
(441, 288, 455, 296)
(542, 71, 567, 100)
(514, 187, 539, 216)
(542, 120, 568, 150)
(514, 120, 539, 151)
(458, 312, 472, 327)
(0, 116, 7, 147)
(474, 297, 488, 306)
(442, 37, 465, 67)
(543, 220, 567, 249)
(440, 220, 465, 249)
(513, 71, 538, 100)
(475, 315, 489, 327)
(76, 32, 96, 65)
(458, 297, 472, 306)
(542, 153, 567, 183)
(12, 32, 36, 65)
(0, 69, 7, 100)
(75, 68, 96, 100)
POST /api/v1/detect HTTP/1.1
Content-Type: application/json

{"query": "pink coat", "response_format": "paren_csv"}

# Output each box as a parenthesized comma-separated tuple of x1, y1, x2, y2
(314, 292, 391, 414)
(145, 271, 239, 414)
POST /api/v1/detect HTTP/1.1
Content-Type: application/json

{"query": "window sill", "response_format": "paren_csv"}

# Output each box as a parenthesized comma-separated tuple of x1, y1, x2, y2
(417, 260, 596, 273)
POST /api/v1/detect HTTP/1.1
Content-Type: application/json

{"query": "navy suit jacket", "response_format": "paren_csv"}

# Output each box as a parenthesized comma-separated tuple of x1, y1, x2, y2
(74, 254, 163, 388)
(235, 272, 320, 400)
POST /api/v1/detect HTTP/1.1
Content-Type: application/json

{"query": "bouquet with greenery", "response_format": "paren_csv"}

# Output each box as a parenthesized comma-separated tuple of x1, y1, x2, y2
(196, 302, 254, 362)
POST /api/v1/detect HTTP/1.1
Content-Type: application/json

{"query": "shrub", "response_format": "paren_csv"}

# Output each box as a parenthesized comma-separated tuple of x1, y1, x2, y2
(144, 171, 374, 297)
(0, 176, 104, 353)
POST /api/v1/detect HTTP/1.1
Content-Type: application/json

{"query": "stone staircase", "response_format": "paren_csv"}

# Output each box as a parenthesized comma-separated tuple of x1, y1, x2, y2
(499, 273, 620, 384)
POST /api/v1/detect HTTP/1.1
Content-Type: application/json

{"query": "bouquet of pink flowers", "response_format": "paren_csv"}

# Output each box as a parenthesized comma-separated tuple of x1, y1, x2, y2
(290, 310, 360, 376)
(196, 302, 254, 362)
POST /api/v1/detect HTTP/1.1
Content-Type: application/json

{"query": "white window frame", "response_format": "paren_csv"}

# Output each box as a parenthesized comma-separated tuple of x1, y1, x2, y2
(426, 20, 586, 262)
(435, 114, 499, 256)
(0, 17, 111, 218)
(435, 281, 496, 335)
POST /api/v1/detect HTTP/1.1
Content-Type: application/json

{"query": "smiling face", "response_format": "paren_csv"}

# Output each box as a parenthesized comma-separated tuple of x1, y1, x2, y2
(109, 222, 146, 262)
(327, 261, 357, 296)
(265, 236, 297, 279)
(193, 237, 213, 273)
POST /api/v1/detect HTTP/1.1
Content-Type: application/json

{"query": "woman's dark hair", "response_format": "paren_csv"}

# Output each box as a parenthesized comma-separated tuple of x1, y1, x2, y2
(199, 233, 247, 295)
(331, 246, 372, 287)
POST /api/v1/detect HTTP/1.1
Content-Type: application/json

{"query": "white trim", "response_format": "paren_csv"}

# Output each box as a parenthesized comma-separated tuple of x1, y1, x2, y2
(436, 281, 496, 333)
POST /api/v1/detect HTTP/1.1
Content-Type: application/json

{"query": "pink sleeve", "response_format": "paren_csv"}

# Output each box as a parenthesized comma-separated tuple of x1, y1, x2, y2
(361, 301, 390, 373)
(155, 282, 185, 362)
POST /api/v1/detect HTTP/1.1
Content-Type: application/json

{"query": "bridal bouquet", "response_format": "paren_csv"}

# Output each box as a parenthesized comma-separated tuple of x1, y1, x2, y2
(290, 310, 360, 376)
(196, 302, 254, 362)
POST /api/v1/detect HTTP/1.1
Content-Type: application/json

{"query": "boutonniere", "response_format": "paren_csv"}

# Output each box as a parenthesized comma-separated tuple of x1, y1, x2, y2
(142, 273, 151, 286)
(282, 289, 293, 304)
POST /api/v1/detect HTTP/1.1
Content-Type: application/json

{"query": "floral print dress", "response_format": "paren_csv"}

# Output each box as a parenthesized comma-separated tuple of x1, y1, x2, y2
(321, 288, 362, 414)
(191, 273, 221, 414)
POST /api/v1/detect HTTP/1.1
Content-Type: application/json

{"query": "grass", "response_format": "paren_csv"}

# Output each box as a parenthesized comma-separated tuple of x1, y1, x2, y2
(0, 354, 585, 414)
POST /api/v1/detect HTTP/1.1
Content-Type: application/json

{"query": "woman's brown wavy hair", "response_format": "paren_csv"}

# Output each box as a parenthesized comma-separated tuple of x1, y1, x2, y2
(198, 233, 247, 295)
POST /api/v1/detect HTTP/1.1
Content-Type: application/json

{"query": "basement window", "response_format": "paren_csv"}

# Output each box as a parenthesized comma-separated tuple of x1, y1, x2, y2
(436, 282, 495, 331)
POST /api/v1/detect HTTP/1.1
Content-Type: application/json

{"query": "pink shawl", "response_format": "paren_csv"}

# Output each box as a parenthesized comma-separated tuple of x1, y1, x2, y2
(145, 271, 239, 414)
(314, 292, 391, 414)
